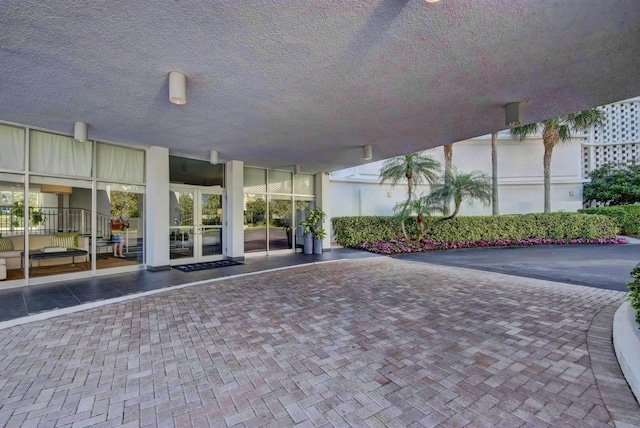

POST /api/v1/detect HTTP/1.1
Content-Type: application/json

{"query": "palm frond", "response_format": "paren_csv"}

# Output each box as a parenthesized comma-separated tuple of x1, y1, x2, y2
(429, 169, 492, 217)
(379, 151, 441, 193)
(509, 123, 540, 141)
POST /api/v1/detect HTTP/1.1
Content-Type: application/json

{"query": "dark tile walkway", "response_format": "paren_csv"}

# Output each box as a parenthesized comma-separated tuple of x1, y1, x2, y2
(0, 249, 380, 322)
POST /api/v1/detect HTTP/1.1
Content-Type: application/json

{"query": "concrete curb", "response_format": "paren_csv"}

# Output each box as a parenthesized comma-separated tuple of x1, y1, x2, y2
(613, 301, 640, 403)
(619, 236, 640, 245)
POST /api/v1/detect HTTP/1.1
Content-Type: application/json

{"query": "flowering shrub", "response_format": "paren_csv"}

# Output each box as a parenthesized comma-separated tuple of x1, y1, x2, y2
(357, 237, 628, 255)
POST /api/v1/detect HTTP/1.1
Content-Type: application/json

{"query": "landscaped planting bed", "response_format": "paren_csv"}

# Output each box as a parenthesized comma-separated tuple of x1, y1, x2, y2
(357, 237, 627, 254)
(332, 213, 623, 254)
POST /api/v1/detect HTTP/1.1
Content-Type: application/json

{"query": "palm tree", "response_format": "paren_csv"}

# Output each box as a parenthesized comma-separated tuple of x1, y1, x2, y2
(428, 169, 492, 221)
(510, 109, 606, 213)
(392, 193, 443, 242)
(491, 132, 499, 215)
(379, 152, 441, 199)
(443, 143, 454, 215)
(379, 152, 441, 242)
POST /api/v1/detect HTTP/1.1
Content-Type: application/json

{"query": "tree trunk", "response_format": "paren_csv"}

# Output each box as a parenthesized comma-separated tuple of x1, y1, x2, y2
(491, 132, 499, 215)
(541, 128, 559, 213)
(443, 144, 453, 216)
(401, 219, 425, 243)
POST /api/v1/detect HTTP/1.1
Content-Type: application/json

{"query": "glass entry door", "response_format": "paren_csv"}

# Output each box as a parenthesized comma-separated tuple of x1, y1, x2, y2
(170, 186, 224, 265)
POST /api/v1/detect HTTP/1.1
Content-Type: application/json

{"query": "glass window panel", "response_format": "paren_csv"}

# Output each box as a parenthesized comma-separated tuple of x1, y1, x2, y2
(201, 193, 223, 257)
(97, 143, 145, 183)
(244, 194, 267, 253)
(243, 167, 266, 194)
(169, 190, 194, 260)
(99, 187, 145, 267)
(294, 174, 315, 195)
(0, 124, 25, 171)
(26, 177, 92, 278)
(268, 196, 292, 250)
(0, 175, 24, 281)
(29, 130, 92, 177)
(267, 170, 292, 194)
(169, 156, 223, 187)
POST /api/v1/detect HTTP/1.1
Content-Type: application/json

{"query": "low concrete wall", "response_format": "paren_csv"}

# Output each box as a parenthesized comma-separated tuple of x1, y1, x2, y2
(613, 301, 640, 402)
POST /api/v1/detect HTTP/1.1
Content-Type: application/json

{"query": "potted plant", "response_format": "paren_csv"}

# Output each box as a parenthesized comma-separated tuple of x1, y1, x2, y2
(10, 201, 45, 228)
(299, 217, 315, 255)
(312, 227, 326, 254)
(299, 207, 326, 254)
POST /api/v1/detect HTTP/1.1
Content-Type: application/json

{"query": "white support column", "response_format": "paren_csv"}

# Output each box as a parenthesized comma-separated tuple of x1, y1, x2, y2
(146, 146, 170, 270)
(225, 160, 244, 260)
(315, 172, 331, 251)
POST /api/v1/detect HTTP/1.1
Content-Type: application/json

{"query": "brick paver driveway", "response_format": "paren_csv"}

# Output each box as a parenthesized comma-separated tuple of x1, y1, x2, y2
(1, 258, 638, 427)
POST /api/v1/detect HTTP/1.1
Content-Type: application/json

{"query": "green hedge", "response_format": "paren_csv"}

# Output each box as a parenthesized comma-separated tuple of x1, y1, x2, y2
(578, 205, 640, 236)
(628, 263, 640, 324)
(332, 213, 619, 247)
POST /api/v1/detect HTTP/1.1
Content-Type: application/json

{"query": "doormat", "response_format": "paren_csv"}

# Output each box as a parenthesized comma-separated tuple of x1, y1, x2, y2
(172, 260, 243, 273)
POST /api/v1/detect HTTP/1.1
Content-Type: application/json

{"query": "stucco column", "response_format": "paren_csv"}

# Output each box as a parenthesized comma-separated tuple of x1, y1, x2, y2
(145, 146, 170, 270)
(315, 172, 331, 251)
(226, 160, 244, 260)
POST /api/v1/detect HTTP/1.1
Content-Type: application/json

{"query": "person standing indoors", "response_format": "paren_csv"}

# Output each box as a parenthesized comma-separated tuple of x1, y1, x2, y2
(111, 216, 129, 258)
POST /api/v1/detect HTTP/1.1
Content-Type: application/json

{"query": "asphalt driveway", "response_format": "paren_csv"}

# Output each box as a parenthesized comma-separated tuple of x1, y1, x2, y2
(397, 243, 640, 291)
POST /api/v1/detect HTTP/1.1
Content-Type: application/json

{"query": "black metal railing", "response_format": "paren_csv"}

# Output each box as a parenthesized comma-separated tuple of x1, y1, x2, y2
(0, 206, 111, 237)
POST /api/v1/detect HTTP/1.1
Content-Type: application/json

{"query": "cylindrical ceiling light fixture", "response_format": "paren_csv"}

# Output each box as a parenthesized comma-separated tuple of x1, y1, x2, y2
(210, 150, 219, 164)
(294, 164, 301, 174)
(363, 144, 373, 160)
(74, 121, 88, 142)
(169, 71, 187, 105)
(505, 102, 521, 127)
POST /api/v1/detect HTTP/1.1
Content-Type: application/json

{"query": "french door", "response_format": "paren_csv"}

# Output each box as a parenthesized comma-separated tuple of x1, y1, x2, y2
(169, 186, 224, 265)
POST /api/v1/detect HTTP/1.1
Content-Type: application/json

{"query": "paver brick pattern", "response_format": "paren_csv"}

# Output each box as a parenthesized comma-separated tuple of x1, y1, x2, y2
(0, 258, 631, 427)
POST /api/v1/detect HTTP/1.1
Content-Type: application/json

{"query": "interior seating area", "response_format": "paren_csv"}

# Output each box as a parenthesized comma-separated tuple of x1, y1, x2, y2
(0, 233, 89, 270)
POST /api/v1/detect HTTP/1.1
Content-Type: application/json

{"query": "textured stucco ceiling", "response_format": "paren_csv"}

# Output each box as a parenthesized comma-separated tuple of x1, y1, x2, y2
(1, 0, 639, 174)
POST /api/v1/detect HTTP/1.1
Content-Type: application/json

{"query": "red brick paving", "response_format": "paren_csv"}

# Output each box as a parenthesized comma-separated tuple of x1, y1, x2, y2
(0, 258, 638, 427)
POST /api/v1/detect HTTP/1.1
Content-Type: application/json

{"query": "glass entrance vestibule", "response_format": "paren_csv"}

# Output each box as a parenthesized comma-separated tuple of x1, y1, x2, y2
(169, 187, 224, 264)
(0, 121, 326, 287)
(243, 167, 316, 255)
(0, 123, 146, 287)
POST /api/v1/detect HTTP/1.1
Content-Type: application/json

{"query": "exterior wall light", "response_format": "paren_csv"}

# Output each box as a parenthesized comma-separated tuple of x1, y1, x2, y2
(505, 102, 521, 127)
(169, 71, 187, 105)
(74, 121, 88, 142)
(210, 150, 219, 164)
(363, 144, 373, 160)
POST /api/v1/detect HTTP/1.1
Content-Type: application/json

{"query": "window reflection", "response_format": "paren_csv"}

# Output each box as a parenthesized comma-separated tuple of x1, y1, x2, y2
(244, 194, 267, 252)
(169, 190, 194, 260)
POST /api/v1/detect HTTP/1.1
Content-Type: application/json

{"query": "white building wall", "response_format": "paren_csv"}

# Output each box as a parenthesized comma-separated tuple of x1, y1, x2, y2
(330, 133, 585, 217)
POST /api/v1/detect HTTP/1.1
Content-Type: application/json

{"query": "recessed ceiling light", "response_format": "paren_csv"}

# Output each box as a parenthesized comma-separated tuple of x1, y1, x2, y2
(425, 0, 441, 3)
